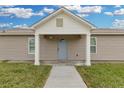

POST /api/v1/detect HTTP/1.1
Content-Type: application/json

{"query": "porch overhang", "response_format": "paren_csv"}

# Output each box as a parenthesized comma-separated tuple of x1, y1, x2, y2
(35, 30, 90, 35)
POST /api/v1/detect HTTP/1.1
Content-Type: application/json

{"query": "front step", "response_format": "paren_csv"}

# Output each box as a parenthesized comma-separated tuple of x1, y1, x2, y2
(40, 60, 85, 66)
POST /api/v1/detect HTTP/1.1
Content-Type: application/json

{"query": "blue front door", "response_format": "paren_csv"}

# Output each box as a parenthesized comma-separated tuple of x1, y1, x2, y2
(58, 39, 67, 60)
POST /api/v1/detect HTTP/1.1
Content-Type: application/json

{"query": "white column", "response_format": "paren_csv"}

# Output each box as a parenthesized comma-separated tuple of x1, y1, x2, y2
(34, 34, 40, 65)
(85, 34, 91, 66)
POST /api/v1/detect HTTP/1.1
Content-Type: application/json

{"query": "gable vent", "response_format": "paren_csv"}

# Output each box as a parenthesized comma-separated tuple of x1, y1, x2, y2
(56, 18, 63, 27)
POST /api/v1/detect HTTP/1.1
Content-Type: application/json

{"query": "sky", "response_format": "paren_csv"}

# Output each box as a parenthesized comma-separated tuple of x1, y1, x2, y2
(0, 5, 124, 30)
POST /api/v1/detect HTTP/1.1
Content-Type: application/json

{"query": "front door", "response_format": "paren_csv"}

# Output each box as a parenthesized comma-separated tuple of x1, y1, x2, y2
(58, 39, 67, 60)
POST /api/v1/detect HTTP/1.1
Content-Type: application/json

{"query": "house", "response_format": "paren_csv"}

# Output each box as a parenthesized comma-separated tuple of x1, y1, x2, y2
(0, 7, 124, 66)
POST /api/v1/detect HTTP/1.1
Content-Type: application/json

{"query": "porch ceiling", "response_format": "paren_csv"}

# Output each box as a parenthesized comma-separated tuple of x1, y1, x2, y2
(44, 35, 82, 40)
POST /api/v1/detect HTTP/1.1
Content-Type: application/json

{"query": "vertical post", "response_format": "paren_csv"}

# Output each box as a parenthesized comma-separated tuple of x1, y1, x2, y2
(34, 34, 40, 65)
(85, 34, 91, 66)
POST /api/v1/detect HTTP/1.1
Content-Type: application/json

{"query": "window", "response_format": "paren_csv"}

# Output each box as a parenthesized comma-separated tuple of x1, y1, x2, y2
(56, 18, 63, 27)
(28, 38, 35, 54)
(90, 37, 96, 53)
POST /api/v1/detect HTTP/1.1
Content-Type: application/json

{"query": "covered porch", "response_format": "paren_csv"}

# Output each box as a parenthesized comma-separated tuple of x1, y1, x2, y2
(34, 33, 91, 66)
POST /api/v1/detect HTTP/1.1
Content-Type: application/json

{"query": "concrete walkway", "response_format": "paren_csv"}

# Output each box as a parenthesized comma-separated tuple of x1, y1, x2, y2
(44, 66, 87, 88)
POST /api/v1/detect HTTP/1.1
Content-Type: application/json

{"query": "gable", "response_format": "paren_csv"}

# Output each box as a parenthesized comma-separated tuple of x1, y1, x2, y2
(32, 8, 95, 28)
(33, 8, 96, 35)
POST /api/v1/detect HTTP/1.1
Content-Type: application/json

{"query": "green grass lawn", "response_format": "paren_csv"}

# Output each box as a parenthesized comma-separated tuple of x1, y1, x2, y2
(0, 63, 52, 88)
(76, 63, 124, 88)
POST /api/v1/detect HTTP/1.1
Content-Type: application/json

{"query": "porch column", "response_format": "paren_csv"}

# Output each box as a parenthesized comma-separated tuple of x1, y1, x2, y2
(85, 34, 91, 66)
(34, 34, 40, 65)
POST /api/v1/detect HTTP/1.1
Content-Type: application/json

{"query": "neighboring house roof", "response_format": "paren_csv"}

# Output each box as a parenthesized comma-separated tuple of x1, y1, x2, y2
(91, 29, 124, 35)
(31, 7, 96, 29)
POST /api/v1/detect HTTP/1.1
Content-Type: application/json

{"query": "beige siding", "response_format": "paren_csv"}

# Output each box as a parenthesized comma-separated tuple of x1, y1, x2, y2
(0, 36, 34, 60)
(40, 36, 58, 60)
(1, 35, 124, 62)
(68, 35, 86, 60)
(91, 35, 124, 60)
(39, 35, 86, 61)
